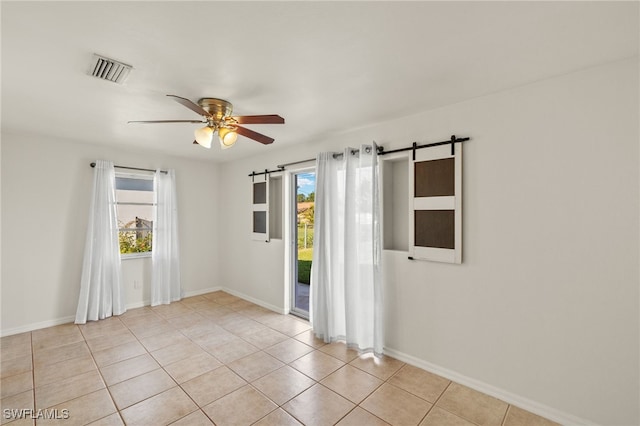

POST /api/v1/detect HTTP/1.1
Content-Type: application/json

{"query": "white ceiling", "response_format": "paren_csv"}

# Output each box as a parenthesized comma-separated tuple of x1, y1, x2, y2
(2, 1, 638, 163)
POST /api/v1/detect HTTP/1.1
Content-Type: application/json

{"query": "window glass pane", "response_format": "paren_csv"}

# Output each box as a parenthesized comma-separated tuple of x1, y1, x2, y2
(118, 230, 153, 253)
(116, 196, 153, 226)
(253, 182, 267, 204)
(253, 211, 267, 234)
(415, 210, 455, 249)
(116, 189, 154, 204)
(116, 177, 153, 191)
(116, 181, 154, 254)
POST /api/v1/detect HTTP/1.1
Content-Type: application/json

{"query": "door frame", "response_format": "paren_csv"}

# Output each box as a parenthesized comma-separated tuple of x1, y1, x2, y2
(286, 166, 315, 319)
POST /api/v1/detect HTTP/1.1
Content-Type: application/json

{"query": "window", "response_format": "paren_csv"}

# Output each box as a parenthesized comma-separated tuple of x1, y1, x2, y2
(115, 174, 154, 256)
(251, 176, 270, 241)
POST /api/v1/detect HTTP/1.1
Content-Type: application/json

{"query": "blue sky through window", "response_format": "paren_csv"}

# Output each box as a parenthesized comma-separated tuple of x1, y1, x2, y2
(297, 172, 315, 196)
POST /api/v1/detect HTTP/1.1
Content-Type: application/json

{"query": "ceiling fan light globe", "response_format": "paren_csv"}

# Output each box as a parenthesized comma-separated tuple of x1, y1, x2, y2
(194, 126, 213, 148)
(219, 127, 238, 149)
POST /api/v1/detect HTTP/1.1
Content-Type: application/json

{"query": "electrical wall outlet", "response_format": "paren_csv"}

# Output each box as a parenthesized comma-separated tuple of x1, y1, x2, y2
(134, 280, 140, 289)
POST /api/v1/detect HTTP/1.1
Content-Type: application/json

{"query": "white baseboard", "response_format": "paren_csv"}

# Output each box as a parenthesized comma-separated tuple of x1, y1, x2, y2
(383, 347, 597, 426)
(0, 286, 224, 337)
(220, 287, 287, 315)
(112, 286, 282, 314)
(124, 286, 223, 310)
(1, 315, 76, 337)
(183, 286, 222, 298)
(125, 301, 148, 310)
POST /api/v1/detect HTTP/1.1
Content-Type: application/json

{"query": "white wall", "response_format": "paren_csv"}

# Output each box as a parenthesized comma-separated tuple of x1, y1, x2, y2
(1, 134, 221, 333)
(0, 57, 636, 425)
(218, 58, 639, 425)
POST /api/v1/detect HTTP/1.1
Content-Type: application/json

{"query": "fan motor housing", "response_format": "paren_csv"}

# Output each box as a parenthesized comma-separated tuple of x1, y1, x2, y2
(198, 98, 233, 121)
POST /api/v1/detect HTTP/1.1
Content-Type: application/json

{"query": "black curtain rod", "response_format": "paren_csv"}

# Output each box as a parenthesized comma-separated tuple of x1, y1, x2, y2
(376, 135, 469, 158)
(90, 162, 168, 174)
(249, 135, 470, 177)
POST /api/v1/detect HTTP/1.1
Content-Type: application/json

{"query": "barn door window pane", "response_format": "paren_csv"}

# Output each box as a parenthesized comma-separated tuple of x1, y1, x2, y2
(251, 176, 270, 241)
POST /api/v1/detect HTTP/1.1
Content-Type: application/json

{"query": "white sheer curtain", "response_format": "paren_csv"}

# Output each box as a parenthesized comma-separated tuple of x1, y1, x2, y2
(310, 144, 383, 355)
(151, 169, 182, 306)
(75, 160, 126, 324)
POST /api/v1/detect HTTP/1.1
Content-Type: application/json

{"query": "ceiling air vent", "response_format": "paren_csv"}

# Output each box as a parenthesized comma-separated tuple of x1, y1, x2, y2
(88, 54, 132, 84)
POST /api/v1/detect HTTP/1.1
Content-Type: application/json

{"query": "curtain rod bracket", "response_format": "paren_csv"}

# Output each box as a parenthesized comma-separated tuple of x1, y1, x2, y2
(450, 134, 456, 156)
(412, 142, 417, 161)
(90, 162, 167, 174)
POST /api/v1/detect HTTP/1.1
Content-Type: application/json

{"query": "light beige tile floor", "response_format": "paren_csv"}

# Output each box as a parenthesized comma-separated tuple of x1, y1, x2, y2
(0, 291, 560, 426)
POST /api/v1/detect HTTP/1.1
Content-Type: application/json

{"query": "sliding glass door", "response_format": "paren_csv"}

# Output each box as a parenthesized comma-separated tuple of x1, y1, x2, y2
(290, 171, 315, 319)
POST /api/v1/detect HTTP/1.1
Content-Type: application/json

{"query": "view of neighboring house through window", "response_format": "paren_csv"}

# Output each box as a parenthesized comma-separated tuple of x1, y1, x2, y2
(115, 175, 154, 255)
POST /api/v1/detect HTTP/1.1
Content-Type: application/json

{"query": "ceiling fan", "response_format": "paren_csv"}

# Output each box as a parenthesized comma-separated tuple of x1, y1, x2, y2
(128, 95, 284, 149)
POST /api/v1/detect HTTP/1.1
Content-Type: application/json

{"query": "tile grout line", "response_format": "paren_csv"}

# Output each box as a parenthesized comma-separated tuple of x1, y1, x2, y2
(123, 314, 174, 421)
(179, 302, 312, 421)
(31, 323, 118, 424)
(170, 297, 327, 424)
(89, 314, 165, 421)
(4, 292, 557, 426)
(30, 331, 35, 420)
(418, 380, 453, 425)
(338, 364, 388, 423)
(179, 295, 269, 423)
(420, 381, 486, 426)
(32, 327, 84, 406)
(40, 314, 193, 424)
(501, 404, 513, 426)
(122, 303, 206, 425)
(137, 297, 302, 424)
(316, 382, 359, 426)
(34, 300, 336, 423)
(79, 320, 127, 425)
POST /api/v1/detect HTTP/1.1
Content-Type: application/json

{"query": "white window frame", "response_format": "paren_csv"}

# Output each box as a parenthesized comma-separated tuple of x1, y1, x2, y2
(115, 171, 155, 259)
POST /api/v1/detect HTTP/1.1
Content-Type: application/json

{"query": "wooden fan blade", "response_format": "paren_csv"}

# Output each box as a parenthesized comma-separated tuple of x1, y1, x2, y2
(235, 125, 275, 145)
(128, 120, 205, 124)
(167, 95, 211, 117)
(228, 115, 285, 125)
